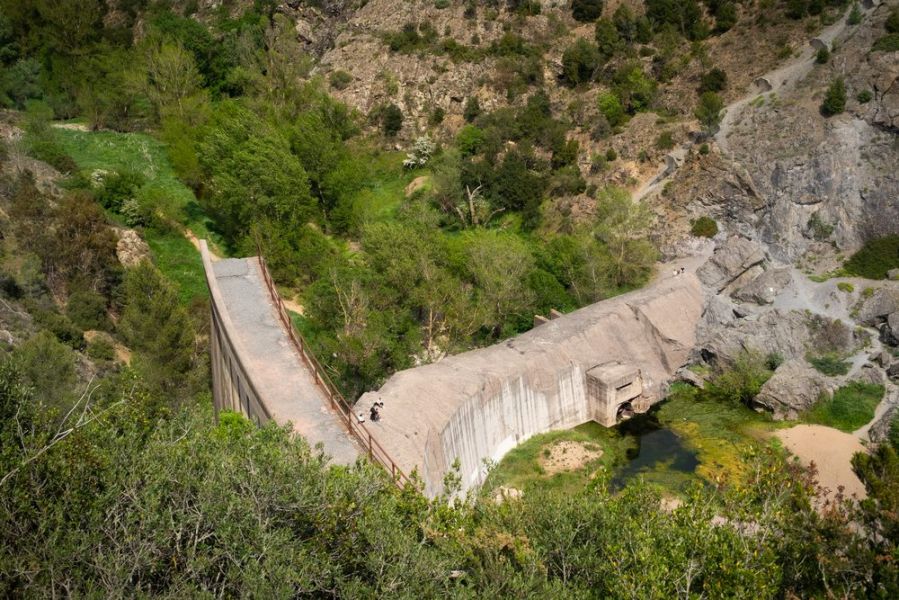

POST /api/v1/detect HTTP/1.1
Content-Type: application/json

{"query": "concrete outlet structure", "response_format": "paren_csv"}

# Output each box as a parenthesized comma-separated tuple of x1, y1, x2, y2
(586, 362, 645, 427)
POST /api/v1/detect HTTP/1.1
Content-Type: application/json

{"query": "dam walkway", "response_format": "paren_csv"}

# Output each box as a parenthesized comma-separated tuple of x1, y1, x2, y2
(200, 241, 408, 481)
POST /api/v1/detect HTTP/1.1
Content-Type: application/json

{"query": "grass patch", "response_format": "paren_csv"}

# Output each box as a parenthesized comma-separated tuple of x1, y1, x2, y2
(807, 352, 851, 376)
(804, 382, 884, 432)
(52, 127, 219, 304)
(483, 423, 633, 495)
(844, 235, 899, 279)
(347, 148, 418, 224)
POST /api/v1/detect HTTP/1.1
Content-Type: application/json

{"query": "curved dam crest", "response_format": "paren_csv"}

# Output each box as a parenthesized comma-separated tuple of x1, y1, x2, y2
(359, 258, 706, 496)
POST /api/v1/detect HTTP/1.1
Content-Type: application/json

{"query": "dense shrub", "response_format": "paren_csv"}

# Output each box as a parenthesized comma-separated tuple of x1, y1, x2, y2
(699, 67, 728, 93)
(857, 89, 873, 103)
(463, 97, 481, 122)
(848, 3, 863, 25)
(655, 130, 674, 150)
(67, 289, 110, 331)
(382, 103, 404, 136)
(597, 91, 626, 126)
(571, 0, 604, 22)
(844, 235, 899, 279)
(691, 216, 719, 238)
(820, 78, 846, 116)
(815, 47, 830, 64)
(807, 352, 851, 376)
(561, 39, 600, 86)
(873, 34, 899, 53)
(887, 8, 899, 33)
(329, 70, 353, 90)
(95, 170, 145, 212)
(695, 91, 724, 134)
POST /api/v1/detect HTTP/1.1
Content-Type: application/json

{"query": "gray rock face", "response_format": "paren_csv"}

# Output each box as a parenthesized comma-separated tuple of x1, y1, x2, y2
(732, 268, 792, 305)
(697, 236, 766, 293)
(858, 287, 899, 326)
(699, 309, 812, 365)
(753, 359, 835, 420)
(869, 400, 898, 445)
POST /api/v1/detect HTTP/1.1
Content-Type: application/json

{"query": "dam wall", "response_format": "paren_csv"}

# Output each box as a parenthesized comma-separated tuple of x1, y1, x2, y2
(360, 265, 706, 497)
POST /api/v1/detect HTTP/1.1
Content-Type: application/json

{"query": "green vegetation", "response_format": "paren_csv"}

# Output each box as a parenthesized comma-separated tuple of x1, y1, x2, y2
(837, 281, 855, 293)
(821, 78, 847, 116)
(5, 2, 899, 597)
(815, 46, 830, 64)
(691, 215, 719, 238)
(695, 91, 725, 135)
(571, 0, 604, 22)
(807, 352, 851, 376)
(872, 34, 899, 53)
(848, 3, 863, 26)
(484, 422, 631, 494)
(805, 382, 884, 432)
(844, 235, 899, 279)
(857, 89, 873, 103)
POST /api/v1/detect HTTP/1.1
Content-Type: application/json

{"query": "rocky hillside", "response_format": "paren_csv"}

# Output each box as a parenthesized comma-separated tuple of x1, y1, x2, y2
(659, 2, 899, 266)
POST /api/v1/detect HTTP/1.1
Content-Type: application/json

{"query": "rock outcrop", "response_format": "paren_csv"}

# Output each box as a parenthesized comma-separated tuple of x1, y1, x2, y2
(696, 236, 766, 293)
(115, 229, 151, 268)
(732, 268, 792, 305)
(753, 359, 835, 420)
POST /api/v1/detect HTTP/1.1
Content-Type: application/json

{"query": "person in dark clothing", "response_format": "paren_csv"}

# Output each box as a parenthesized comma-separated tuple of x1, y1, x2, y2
(370, 405, 380, 422)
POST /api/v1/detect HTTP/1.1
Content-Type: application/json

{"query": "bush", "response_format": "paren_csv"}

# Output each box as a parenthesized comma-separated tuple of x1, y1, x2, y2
(655, 131, 674, 150)
(67, 290, 110, 331)
(605, 148, 617, 161)
(806, 382, 884, 432)
(382, 103, 404, 136)
(86, 337, 116, 362)
(597, 92, 626, 127)
(464, 97, 481, 122)
(572, 0, 604, 22)
(27, 138, 78, 173)
(561, 39, 600, 86)
(32, 309, 85, 350)
(429, 106, 445, 126)
(95, 170, 145, 213)
(820, 78, 846, 116)
(456, 125, 486, 156)
(807, 352, 851, 376)
(837, 282, 854, 294)
(699, 68, 727, 93)
(848, 3, 862, 26)
(815, 47, 829, 64)
(329, 70, 353, 90)
(872, 34, 899, 53)
(887, 8, 899, 34)
(844, 235, 899, 279)
(695, 91, 724, 134)
(699, 143, 710, 155)
(691, 216, 718, 238)
(857, 89, 873, 103)
(706, 351, 773, 406)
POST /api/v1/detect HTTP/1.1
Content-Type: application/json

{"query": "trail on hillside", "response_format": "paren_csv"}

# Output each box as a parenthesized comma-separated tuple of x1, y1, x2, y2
(633, 5, 866, 203)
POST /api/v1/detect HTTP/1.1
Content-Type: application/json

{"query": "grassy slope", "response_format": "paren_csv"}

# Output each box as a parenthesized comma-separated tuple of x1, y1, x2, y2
(804, 382, 885, 432)
(54, 128, 215, 304)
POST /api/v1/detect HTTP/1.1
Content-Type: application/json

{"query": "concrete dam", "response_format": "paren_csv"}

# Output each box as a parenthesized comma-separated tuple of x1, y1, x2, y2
(201, 241, 705, 497)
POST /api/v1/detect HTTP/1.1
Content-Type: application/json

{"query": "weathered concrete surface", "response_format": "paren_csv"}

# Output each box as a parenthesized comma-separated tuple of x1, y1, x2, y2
(201, 242, 360, 464)
(360, 256, 706, 497)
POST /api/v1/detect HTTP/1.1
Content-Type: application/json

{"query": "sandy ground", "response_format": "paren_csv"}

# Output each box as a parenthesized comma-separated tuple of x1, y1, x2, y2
(539, 440, 603, 476)
(775, 424, 867, 500)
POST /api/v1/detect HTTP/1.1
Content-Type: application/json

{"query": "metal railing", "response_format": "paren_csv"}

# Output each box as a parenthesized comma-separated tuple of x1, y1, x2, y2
(255, 255, 410, 488)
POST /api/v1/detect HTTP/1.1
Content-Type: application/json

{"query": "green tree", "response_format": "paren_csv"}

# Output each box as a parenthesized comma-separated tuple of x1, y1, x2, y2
(143, 41, 206, 122)
(594, 18, 623, 60)
(119, 262, 195, 391)
(612, 63, 657, 113)
(198, 101, 316, 244)
(597, 91, 626, 126)
(571, 0, 604, 22)
(382, 103, 404, 136)
(561, 38, 600, 86)
(463, 96, 481, 122)
(13, 331, 77, 409)
(592, 186, 657, 287)
(695, 91, 725, 134)
(820, 78, 846, 116)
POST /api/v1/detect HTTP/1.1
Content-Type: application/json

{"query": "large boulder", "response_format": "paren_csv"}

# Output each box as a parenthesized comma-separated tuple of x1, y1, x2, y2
(857, 286, 899, 326)
(697, 236, 766, 293)
(753, 359, 836, 420)
(732, 268, 792, 305)
(699, 309, 813, 365)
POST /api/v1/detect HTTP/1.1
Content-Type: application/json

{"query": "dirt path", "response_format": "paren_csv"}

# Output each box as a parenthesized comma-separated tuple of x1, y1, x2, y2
(716, 6, 865, 152)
